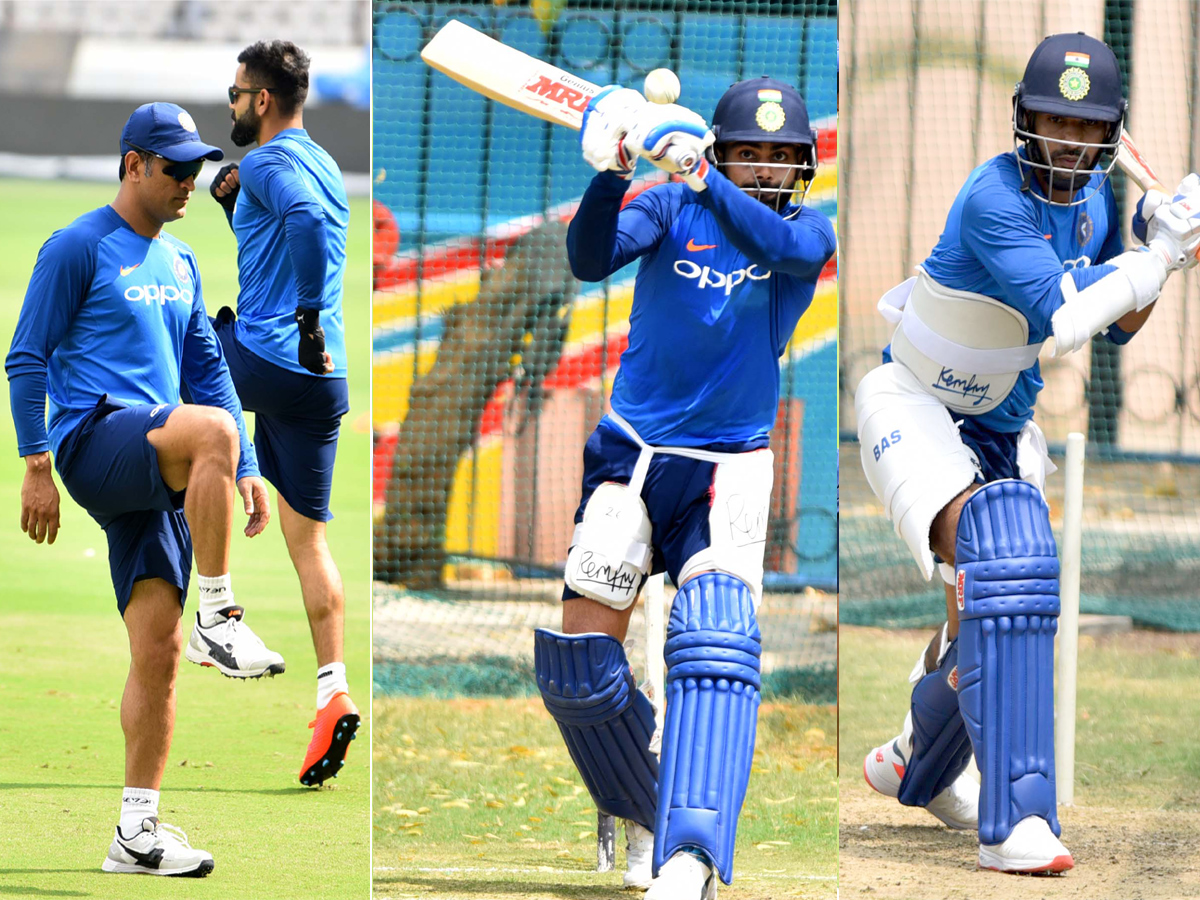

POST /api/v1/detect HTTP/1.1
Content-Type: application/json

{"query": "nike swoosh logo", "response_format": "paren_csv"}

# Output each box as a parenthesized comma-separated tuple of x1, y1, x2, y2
(686, 239, 718, 251)
(120, 264, 140, 276)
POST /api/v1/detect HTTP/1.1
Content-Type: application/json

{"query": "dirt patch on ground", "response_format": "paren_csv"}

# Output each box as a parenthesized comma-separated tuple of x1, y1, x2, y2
(839, 787, 1200, 899)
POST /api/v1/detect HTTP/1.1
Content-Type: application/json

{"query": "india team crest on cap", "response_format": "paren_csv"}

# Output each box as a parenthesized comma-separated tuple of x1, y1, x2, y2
(1059, 67, 1091, 101)
(755, 101, 785, 133)
(178, 111, 197, 133)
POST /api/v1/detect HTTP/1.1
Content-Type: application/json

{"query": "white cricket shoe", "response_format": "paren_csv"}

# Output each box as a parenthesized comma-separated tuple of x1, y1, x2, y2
(644, 851, 717, 900)
(101, 817, 214, 877)
(623, 820, 654, 890)
(979, 815, 1074, 874)
(863, 733, 978, 830)
(185, 607, 286, 679)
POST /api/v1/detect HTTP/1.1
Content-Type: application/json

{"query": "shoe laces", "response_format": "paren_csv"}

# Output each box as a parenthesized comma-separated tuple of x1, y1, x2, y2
(226, 616, 268, 650)
(154, 821, 196, 851)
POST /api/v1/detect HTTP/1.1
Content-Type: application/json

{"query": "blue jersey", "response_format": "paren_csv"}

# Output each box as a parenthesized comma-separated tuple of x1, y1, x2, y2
(567, 170, 835, 447)
(6, 205, 258, 480)
(890, 151, 1131, 433)
(231, 128, 349, 377)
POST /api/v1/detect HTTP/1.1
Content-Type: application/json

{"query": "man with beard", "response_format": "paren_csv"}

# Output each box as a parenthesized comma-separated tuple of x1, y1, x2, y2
(198, 40, 359, 786)
(533, 77, 835, 899)
(856, 33, 1200, 873)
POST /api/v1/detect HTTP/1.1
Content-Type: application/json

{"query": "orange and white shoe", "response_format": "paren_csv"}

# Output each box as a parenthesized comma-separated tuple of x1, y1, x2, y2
(863, 728, 978, 830)
(299, 692, 360, 786)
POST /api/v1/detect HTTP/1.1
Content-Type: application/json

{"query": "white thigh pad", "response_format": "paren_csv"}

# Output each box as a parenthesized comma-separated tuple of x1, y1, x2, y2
(856, 363, 979, 580)
(677, 448, 774, 606)
(565, 482, 653, 610)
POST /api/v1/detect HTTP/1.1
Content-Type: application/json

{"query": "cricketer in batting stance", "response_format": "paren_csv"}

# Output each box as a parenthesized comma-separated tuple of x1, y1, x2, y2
(857, 32, 1200, 873)
(6, 102, 266, 876)
(534, 77, 836, 898)
(194, 40, 360, 785)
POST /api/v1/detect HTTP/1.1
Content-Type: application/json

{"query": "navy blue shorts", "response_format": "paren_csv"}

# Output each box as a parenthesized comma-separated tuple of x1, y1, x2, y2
(56, 397, 191, 616)
(210, 308, 349, 521)
(563, 420, 726, 601)
(957, 416, 1020, 483)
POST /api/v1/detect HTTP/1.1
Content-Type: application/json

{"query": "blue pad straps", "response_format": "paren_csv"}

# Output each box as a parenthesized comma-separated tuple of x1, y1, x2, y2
(655, 573, 761, 884)
(897, 639, 975, 808)
(534, 630, 658, 830)
(955, 479, 1060, 844)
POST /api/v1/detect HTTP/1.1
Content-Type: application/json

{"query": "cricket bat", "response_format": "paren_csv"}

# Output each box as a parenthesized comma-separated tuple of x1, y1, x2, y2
(420, 19, 699, 171)
(1116, 127, 1200, 260)
(1116, 128, 1167, 193)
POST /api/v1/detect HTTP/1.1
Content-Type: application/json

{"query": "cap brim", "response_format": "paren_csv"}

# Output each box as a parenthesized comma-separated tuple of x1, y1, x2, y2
(159, 141, 224, 163)
(1021, 96, 1122, 123)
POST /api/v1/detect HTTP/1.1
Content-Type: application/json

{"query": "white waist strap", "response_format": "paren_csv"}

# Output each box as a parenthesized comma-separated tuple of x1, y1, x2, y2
(605, 411, 757, 494)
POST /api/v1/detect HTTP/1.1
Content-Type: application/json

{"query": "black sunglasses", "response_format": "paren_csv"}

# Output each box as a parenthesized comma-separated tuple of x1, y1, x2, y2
(125, 141, 205, 182)
(228, 85, 276, 105)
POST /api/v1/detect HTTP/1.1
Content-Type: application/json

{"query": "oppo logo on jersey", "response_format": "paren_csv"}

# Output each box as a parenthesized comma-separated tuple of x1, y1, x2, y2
(673, 259, 771, 295)
(124, 284, 193, 305)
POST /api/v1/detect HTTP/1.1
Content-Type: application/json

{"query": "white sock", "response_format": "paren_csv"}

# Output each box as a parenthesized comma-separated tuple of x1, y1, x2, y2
(316, 662, 348, 709)
(119, 787, 159, 837)
(197, 573, 234, 626)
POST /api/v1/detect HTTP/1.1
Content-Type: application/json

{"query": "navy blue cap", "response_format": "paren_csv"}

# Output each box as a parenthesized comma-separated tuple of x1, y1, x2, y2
(1017, 33, 1124, 122)
(711, 77, 815, 147)
(120, 102, 224, 162)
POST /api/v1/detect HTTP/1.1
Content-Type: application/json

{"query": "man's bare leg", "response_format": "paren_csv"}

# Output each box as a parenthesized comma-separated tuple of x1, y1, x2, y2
(562, 595, 639, 640)
(146, 405, 238, 577)
(105, 577, 213, 876)
(277, 492, 343, 667)
(282, 492, 359, 786)
(122, 578, 183, 789)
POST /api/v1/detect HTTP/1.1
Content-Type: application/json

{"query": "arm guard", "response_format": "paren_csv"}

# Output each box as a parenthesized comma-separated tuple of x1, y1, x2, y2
(1050, 244, 1168, 356)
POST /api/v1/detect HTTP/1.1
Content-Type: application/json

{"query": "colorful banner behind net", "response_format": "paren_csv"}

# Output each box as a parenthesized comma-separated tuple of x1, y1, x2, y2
(372, 0, 837, 699)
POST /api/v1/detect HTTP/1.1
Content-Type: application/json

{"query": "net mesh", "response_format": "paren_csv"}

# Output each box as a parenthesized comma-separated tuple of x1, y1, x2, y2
(372, 0, 838, 700)
(841, 0, 1200, 630)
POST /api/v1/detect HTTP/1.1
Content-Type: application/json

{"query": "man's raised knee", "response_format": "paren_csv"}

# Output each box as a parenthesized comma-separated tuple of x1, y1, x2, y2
(196, 407, 239, 467)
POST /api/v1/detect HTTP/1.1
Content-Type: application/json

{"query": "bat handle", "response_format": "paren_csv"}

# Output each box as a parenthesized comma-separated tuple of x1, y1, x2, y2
(665, 144, 699, 173)
(616, 139, 701, 175)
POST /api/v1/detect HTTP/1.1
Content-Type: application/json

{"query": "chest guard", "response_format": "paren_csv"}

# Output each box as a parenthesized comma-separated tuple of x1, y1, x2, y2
(882, 269, 1044, 415)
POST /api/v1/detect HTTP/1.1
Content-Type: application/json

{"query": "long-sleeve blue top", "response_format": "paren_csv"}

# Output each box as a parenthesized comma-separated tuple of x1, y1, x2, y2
(566, 169, 836, 447)
(230, 128, 349, 377)
(887, 151, 1131, 433)
(6, 205, 259, 480)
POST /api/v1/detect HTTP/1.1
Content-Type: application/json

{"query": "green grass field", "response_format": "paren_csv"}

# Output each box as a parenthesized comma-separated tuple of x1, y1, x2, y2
(0, 177, 371, 898)
(373, 697, 837, 899)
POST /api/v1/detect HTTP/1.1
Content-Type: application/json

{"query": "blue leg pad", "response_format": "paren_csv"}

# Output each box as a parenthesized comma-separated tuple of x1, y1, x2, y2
(534, 629, 658, 830)
(955, 479, 1060, 845)
(897, 639, 975, 808)
(654, 572, 761, 885)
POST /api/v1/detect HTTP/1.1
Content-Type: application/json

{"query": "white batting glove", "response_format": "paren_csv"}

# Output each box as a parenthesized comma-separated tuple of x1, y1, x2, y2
(1147, 198, 1200, 272)
(580, 86, 646, 178)
(621, 102, 714, 176)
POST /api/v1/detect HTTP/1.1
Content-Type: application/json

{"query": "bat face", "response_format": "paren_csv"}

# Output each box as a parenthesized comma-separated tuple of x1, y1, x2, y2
(420, 18, 600, 130)
(521, 72, 600, 128)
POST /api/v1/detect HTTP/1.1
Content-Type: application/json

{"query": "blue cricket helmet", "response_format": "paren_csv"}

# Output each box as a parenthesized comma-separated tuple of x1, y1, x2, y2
(710, 77, 817, 210)
(1015, 32, 1126, 127)
(1012, 33, 1126, 205)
